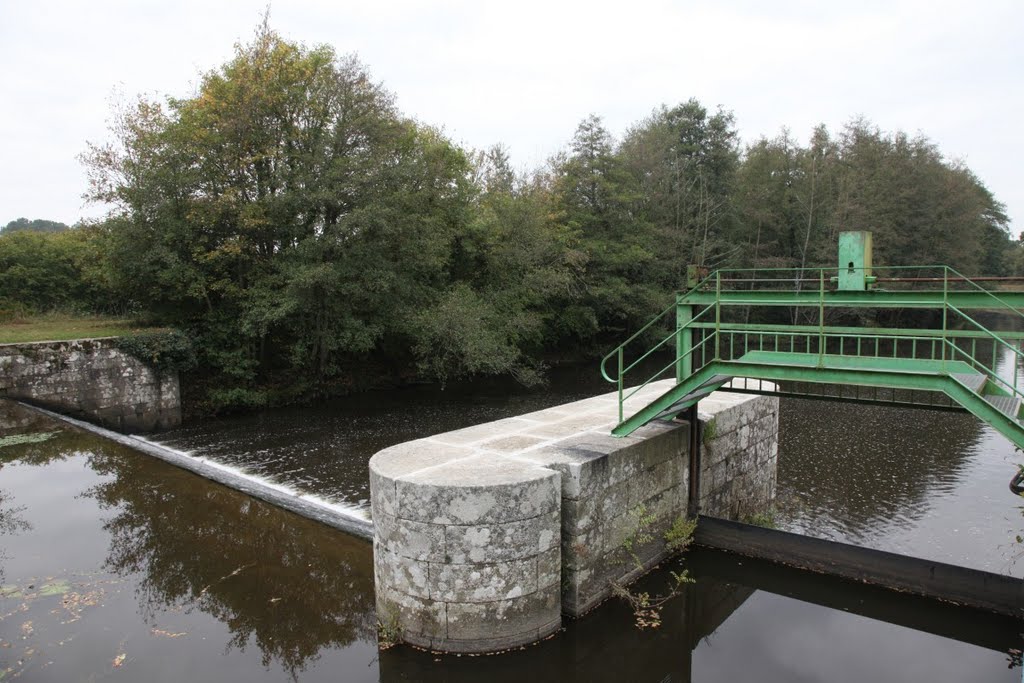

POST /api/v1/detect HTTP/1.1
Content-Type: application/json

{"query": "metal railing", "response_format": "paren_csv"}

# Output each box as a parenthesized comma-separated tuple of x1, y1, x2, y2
(601, 265, 1024, 423)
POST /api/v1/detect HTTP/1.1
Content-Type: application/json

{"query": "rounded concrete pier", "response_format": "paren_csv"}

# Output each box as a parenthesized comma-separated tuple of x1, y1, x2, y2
(370, 441, 562, 652)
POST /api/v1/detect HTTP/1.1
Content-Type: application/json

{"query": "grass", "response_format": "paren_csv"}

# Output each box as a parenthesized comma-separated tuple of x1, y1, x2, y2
(0, 313, 155, 344)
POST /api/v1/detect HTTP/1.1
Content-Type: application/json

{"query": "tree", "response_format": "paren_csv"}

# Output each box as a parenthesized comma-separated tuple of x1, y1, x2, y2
(81, 22, 475, 402)
(551, 115, 661, 345)
(619, 99, 741, 288)
(411, 145, 585, 385)
(0, 218, 69, 234)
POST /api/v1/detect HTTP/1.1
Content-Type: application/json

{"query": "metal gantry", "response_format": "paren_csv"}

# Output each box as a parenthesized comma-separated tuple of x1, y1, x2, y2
(601, 232, 1024, 448)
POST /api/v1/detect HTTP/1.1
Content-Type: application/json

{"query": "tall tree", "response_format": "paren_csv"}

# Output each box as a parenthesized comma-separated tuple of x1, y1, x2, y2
(81, 22, 474, 401)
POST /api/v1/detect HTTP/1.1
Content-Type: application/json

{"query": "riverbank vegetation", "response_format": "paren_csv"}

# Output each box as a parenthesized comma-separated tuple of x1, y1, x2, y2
(2, 22, 1016, 414)
(0, 313, 149, 344)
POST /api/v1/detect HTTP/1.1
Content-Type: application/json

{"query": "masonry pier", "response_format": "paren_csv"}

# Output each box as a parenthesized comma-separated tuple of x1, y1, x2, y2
(0, 338, 180, 431)
(369, 380, 778, 652)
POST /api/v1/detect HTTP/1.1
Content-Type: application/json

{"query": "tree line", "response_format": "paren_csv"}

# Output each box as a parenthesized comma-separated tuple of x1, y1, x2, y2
(1, 24, 1014, 413)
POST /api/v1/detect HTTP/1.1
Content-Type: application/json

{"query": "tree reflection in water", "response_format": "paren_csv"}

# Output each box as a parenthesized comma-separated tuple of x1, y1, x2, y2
(0, 406, 380, 678)
(82, 445, 377, 675)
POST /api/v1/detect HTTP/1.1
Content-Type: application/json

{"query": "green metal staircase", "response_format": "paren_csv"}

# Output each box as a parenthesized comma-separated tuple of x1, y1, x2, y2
(601, 260, 1024, 449)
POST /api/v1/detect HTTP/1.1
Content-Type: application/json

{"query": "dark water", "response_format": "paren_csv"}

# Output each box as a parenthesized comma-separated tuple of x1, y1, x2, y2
(1, 356, 1022, 681)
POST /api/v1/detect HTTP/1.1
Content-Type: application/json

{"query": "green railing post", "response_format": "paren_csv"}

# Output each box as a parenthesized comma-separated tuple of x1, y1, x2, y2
(676, 297, 692, 384)
(617, 346, 624, 423)
(818, 268, 825, 366)
(941, 266, 949, 369)
(714, 270, 721, 360)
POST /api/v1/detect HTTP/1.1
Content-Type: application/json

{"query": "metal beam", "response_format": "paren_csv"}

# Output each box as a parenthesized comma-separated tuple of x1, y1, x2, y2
(679, 289, 1024, 310)
(693, 517, 1024, 619)
(688, 321, 1024, 340)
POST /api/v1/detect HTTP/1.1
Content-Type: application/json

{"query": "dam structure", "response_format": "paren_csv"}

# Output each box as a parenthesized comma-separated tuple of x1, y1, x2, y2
(370, 231, 1024, 653)
(370, 381, 778, 652)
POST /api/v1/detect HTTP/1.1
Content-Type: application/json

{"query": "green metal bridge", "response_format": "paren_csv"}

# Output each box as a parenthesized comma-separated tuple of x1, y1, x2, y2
(601, 232, 1024, 450)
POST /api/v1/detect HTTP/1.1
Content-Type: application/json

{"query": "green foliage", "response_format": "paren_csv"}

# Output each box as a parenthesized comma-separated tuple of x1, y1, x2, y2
(742, 509, 778, 529)
(665, 515, 698, 553)
(1, 218, 69, 233)
(5, 19, 994, 414)
(612, 507, 696, 630)
(114, 330, 197, 376)
(701, 418, 717, 445)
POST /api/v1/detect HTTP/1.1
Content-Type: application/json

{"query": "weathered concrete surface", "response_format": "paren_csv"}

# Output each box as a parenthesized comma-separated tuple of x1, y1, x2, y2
(0, 338, 180, 432)
(370, 380, 778, 652)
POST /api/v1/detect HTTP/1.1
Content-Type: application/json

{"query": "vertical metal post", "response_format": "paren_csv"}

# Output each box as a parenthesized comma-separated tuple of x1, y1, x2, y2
(941, 267, 949, 367)
(676, 299, 692, 384)
(617, 347, 624, 423)
(818, 269, 825, 365)
(714, 271, 722, 360)
(687, 404, 701, 518)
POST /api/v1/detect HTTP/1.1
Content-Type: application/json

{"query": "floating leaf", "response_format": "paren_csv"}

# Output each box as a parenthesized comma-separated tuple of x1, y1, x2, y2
(0, 432, 59, 450)
(37, 581, 70, 597)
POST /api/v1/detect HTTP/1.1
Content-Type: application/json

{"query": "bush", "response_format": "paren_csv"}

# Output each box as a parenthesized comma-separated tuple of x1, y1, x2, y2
(114, 330, 197, 376)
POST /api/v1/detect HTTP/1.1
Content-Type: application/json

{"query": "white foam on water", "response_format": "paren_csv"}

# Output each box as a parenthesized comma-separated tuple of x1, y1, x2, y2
(22, 404, 374, 537)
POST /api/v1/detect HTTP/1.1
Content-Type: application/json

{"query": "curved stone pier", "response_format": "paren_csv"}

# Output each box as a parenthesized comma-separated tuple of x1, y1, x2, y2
(370, 380, 779, 653)
(370, 445, 562, 652)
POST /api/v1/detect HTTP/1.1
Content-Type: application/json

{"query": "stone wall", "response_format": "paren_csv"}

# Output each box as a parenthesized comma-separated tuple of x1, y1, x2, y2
(0, 338, 180, 432)
(370, 380, 778, 653)
(698, 380, 780, 519)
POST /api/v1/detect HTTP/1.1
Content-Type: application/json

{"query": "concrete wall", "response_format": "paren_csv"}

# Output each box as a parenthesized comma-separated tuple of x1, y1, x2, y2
(369, 380, 778, 653)
(698, 381, 779, 519)
(0, 338, 181, 432)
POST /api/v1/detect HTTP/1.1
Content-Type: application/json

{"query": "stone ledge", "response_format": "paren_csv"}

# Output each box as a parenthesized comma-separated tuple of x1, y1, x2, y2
(370, 380, 778, 653)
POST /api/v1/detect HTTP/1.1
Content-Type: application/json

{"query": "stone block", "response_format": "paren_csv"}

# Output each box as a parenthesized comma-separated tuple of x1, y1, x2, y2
(537, 547, 560, 590)
(375, 544, 432, 599)
(445, 584, 560, 642)
(376, 583, 446, 642)
(369, 439, 473, 480)
(375, 512, 446, 562)
(523, 410, 616, 439)
(444, 510, 558, 564)
(369, 468, 398, 517)
(394, 455, 559, 525)
(432, 556, 538, 603)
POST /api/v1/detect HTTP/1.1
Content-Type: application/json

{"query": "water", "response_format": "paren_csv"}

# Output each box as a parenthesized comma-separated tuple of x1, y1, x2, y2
(0, 357, 1021, 681)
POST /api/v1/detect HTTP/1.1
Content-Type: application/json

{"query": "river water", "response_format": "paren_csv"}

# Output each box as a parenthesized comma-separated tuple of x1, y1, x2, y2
(0, 359, 1021, 680)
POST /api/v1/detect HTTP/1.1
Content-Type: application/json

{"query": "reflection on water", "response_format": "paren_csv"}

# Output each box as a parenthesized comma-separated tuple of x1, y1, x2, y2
(2, 343, 1023, 682)
(777, 397, 1021, 571)
(380, 550, 1018, 683)
(0, 402, 377, 681)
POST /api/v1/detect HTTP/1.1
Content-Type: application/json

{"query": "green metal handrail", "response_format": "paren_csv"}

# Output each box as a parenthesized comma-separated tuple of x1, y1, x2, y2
(602, 262, 1024, 426)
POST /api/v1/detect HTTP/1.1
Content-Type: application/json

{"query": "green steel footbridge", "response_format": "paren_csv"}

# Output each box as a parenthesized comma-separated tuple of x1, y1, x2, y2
(601, 232, 1024, 452)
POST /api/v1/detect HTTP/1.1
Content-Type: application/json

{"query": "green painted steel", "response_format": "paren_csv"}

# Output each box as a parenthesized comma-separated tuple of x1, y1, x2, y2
(679, 289, 1024, 309)
(835, 231, 875, 291)
(601, 254, 1024, 445)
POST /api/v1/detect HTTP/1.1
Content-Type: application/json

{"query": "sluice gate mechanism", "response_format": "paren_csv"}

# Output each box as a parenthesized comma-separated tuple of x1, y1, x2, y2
(602, 231, 1024, 451)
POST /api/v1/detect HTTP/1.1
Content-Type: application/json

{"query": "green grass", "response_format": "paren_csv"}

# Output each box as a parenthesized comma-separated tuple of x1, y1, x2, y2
(0, 314, 156, 344)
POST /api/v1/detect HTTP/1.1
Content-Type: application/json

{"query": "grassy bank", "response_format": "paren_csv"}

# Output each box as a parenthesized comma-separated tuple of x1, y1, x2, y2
(0, 313, 152, 344)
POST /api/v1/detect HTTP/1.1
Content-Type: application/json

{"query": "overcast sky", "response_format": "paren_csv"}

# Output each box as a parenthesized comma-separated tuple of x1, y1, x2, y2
(1, 0, 1021, 235)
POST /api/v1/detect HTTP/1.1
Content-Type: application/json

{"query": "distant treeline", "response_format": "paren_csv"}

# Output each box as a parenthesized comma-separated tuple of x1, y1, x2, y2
(1, 24, 1016, 413)
(1, 218, 69, 234)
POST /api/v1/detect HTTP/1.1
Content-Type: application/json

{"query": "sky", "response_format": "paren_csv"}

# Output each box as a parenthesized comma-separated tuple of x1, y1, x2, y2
(0, 0, 1021, 234)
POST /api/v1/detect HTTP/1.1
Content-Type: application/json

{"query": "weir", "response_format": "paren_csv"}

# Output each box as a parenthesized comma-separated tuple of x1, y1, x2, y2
(371, 231, 1024, 653)
(369, 381, 778, 652)
(0, 338, 181, 432)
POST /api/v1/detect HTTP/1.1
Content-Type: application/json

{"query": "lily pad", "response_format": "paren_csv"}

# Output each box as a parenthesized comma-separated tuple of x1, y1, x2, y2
(0, 432, 59, 450)
(37, 580, 71, 597)
(0, 584, 22, 598)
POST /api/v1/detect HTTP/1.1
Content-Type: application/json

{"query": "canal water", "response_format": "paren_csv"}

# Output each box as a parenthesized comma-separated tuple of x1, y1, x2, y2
(0, 359, 1021, 680)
